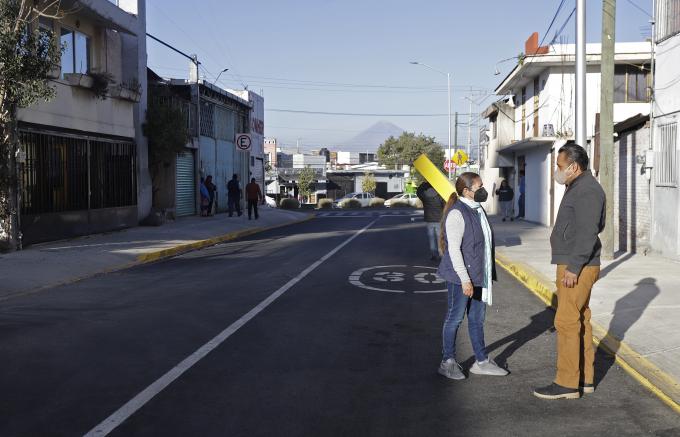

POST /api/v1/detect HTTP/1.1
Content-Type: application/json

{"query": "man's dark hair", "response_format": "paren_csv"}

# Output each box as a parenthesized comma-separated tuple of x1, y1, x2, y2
(558, 143, 589, 171)
(251, 178, 256, 182)
(232, 174, 238, 179)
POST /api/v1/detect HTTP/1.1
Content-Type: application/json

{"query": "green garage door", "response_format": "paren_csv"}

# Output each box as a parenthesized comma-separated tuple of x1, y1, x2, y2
(176, 152, 196, 217)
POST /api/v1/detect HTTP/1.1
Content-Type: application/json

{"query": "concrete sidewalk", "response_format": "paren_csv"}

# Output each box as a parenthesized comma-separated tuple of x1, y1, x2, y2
(492, 217, 680, 412)
(0, 207, 313, 301)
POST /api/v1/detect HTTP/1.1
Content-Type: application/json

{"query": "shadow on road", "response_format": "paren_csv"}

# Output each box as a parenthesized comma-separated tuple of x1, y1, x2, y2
(462, 306, 556, 370)
(594, 277, 659, 387)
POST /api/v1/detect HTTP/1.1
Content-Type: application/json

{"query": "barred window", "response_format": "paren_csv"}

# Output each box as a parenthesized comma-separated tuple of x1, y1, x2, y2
(657, 0, 680, 42)
(200, 103, 215, 137)
(20, 131, 136, 215)
(215, 106, 236, 141)
(656, 122, 678, 187)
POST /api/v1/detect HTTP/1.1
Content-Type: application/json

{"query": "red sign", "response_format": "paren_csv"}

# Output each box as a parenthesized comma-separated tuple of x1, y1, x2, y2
(444, 160, 456, 171)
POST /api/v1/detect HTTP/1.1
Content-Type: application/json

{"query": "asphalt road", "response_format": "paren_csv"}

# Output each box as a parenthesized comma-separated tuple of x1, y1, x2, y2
(1, 211, 678, 436)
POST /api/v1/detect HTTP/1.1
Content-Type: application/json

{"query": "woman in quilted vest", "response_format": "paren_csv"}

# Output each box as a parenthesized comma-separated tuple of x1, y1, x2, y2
(436, 172, 508, 380)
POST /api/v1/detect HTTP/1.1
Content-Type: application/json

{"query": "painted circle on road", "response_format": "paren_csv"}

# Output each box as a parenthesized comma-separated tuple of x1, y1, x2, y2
(349, 265, 446, 294)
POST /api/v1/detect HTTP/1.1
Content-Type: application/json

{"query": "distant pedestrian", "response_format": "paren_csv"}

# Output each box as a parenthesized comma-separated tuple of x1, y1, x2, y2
(534, 144, 605, 400)
(495, 179, 514, 222)
(417, 181, 445, 261)
(227, 174, 243, 217)
(204, 175, 216, 216)
(246, 178, 263, 220)
(437, 172, 508, 381)
(200, 178, 210, 217)
(516, 171, 525, 219)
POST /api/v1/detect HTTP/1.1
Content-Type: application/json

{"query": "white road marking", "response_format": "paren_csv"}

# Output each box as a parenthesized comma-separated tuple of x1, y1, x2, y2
(83, 218, 380, 437)
(348, 265, 446, 294)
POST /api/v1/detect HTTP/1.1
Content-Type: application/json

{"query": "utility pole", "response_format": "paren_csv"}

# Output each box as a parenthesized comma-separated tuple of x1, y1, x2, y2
(600, 0, 616, 259)
(454, 112, 458, 163)
(575, 0, 587, 148)
(467, 99, 472, 163)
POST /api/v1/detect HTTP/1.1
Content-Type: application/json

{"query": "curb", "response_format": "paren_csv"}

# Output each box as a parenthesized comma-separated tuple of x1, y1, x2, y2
(0, 214, 315, 303)
(495, 251, 680, 414)
(136, 214, 315, 263)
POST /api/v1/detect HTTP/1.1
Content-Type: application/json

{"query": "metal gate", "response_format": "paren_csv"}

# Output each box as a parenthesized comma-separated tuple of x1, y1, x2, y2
(176, 151, 195, 216)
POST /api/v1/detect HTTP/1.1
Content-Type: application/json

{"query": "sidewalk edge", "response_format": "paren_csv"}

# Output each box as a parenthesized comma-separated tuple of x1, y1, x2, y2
(136, 214, 315, 263)
(0, 214, 315, 303)
(495, 251, 680, 415)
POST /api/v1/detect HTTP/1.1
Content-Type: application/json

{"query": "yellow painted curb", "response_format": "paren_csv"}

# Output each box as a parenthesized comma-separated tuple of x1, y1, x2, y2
(495, 251, 680, 415)
(136, 214, 315, 263)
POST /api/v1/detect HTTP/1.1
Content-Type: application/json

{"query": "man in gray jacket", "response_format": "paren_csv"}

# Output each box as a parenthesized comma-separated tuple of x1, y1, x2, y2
(534, 143, 606, 400)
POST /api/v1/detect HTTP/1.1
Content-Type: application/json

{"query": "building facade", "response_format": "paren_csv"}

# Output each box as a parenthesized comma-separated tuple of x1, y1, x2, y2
(18, 0, 149, 245)
(482, 33, 651, 227)
(650, 0, 680, 259)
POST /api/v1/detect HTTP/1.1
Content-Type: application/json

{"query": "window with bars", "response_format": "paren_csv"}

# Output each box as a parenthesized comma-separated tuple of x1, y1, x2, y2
(657, 0, 680, 42)
(200, 103, 215, 137)
(20, 131, 136, 215)
(656, 122, 678, 187)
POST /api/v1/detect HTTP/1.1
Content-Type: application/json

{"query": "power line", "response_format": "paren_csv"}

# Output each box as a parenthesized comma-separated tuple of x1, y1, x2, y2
(625, 0, 652, 17)
(266, 109, 482, 117)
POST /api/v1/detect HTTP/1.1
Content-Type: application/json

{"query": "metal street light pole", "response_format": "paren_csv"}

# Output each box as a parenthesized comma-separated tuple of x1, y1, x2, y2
(575, 0, 587, 148)
(214, 68, 229, 85)
(410, 61, 453, 179)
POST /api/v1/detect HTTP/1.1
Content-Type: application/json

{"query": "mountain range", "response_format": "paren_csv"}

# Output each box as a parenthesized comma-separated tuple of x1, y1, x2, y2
(337, 121, 404, 152)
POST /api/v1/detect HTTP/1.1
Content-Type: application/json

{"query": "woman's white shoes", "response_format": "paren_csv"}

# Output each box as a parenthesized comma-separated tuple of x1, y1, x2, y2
(469, 358, 509, 376)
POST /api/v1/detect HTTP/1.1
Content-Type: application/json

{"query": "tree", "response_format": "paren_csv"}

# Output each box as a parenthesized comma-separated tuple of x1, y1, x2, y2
(144, 98, 189, 204)
(297, 166, 316, 203)
(377, 132, 445, 184)
(0, 1, 63, 251)
(362, 172, 376, 194)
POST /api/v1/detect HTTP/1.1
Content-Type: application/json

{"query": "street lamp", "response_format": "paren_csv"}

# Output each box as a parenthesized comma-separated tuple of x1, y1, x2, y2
(410, 61, 452, 179)
(214, 68, 229, 85)
(494, 56, 519, 76)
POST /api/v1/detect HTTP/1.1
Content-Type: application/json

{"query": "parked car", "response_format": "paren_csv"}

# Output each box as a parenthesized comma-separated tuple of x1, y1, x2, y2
(332, 192, 375, 208)
(385, 193, 418, 207)
(265, 195, 277, 207)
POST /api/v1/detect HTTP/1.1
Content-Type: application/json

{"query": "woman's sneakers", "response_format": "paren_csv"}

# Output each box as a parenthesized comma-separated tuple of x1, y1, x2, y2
(438, 359, 465, 380)
(469, 358, 509, 376)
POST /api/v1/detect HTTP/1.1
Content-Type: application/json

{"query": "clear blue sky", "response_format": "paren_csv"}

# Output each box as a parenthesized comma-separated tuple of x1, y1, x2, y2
(147, 0, 653, 151)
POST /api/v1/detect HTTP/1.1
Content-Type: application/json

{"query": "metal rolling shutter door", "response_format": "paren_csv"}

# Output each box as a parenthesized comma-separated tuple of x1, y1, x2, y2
(175, 152, 195, 216)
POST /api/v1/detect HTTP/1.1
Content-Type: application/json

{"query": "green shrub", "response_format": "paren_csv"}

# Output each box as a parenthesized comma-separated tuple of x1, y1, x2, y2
(318, 199, 333, 209)
(340, 198, 362, 209)
(369, 197, 385, 207)
(279, 198, 300, 209)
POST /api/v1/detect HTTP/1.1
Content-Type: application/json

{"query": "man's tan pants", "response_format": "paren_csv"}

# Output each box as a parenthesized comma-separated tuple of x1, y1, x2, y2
(554, 265, 600, 389)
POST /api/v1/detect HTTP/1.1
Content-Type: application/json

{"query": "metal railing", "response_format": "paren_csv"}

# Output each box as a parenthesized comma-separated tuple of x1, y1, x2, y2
(20, 130, 137, 215)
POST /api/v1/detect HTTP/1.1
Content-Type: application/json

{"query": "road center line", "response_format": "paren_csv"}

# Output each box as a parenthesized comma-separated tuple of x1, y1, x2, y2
(84, 218, 380, 437)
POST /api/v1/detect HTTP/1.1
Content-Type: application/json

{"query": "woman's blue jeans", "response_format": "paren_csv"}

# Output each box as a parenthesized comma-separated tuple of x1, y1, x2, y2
(442, 282, 488, 362)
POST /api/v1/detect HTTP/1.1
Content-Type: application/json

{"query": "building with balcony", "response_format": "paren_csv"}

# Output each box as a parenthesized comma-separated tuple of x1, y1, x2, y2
(17, 0, 149, 245)
(482, 33, 652, 226)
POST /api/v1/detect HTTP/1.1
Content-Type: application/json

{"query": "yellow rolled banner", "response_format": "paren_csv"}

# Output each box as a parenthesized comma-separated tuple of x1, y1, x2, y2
(413, 154, 456, 201)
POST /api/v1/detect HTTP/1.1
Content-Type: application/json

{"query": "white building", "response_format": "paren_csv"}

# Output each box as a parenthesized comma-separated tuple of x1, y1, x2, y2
(228, 90, 265, 190)
(17, 0, 148, 245)
(293, 154, 327, 171)
(650, 1, 680, 259)
(482, 33, 652, 226)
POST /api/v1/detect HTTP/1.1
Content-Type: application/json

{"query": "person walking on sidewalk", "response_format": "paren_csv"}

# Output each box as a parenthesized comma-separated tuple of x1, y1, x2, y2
(227, 174, 243, 217)
(534, 144, 605, 400)
(200, 178, 210, 217)
(204, 175, 217, 216)
(417, 181, 446, 261)
(495, 180, 514, 222)
(437, 172, 508, 380)
(246, 178, 263, 220)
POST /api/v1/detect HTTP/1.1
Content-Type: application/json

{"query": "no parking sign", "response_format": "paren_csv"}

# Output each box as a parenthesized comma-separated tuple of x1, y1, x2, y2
(236, 133, 252, 152)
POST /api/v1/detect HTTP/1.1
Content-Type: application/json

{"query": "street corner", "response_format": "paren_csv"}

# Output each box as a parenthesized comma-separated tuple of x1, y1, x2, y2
(348, 265, 446, 294)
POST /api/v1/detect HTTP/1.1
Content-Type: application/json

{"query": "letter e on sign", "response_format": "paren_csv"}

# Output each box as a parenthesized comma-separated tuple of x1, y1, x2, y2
(236, 134, 252, 152)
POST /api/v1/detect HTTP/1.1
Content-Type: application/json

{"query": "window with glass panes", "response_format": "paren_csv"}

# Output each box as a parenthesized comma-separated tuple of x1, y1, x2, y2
(60, 27, 90, 77)
(614, 64, 650, 103)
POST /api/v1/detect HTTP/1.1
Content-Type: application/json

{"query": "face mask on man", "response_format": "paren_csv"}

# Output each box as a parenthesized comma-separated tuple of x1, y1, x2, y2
(554, 163, 575, 185)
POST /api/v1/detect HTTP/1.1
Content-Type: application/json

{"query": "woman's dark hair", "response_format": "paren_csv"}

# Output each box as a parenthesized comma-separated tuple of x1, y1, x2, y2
(438, 172, 481, 254)
(500, 179, 508, 187)
(558, 143, 589, 171)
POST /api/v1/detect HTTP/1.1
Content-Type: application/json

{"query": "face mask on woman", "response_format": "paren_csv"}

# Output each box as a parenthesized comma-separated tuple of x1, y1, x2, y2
(555, 163, 576, 185)
(470, 187, 488, 203)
